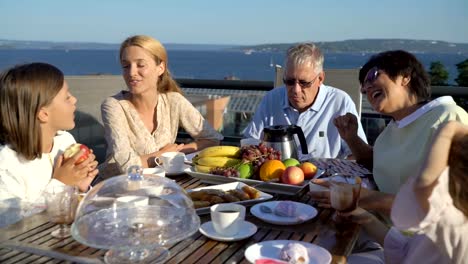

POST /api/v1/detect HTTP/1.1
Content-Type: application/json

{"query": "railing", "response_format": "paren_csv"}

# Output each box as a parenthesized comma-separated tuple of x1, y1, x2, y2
(66, 76, 468, 162)
(176, 79, 468, 146)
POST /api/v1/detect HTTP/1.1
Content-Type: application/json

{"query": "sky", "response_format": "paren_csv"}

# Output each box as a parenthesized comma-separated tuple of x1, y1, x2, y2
(1, 0, 467, 45)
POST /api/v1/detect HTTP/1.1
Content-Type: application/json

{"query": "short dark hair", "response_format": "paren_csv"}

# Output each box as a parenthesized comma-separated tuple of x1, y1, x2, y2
(359, 50, 431, 102)
(0, 63, 64, 160)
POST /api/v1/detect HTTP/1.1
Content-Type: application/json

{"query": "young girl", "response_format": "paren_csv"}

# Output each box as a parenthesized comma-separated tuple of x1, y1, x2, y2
(345, 121, 468, 263)
(0, 63, 99, 227)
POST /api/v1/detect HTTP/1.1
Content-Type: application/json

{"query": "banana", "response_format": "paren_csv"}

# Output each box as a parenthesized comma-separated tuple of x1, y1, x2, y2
(195, 156, 241, 168)
(194, 164, 215, 173)
(196, 146, 241, 158)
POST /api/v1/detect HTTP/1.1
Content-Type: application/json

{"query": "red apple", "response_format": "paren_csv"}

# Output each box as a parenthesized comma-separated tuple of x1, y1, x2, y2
(281, 166, 304, 185)
(299, 162, 318, 179)
(64, 143, 90, 164)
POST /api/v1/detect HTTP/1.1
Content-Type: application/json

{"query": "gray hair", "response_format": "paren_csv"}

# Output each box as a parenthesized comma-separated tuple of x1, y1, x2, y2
(285, 43, 324, 74)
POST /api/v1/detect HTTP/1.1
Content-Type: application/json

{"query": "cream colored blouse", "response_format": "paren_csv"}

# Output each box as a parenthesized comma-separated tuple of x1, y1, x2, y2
(100, 91, 223, 178)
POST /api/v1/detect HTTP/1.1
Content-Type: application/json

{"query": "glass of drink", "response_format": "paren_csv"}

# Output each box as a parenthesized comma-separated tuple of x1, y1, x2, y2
(329, 174, 362, 220)
(45, 185, 78, 238)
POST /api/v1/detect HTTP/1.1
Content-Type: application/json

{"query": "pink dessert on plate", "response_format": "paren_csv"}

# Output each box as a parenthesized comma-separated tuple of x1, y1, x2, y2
(274, 201, 297, 217)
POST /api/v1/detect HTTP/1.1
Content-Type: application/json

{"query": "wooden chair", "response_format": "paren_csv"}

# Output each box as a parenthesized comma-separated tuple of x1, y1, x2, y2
(324, 69, 362, 116)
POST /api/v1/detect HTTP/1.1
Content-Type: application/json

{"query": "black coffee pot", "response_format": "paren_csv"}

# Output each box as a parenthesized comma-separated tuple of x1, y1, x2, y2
(262, 125, 308, 160)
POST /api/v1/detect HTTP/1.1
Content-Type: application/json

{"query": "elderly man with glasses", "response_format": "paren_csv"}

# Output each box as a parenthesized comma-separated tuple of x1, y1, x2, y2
(244, 42, 367, 160)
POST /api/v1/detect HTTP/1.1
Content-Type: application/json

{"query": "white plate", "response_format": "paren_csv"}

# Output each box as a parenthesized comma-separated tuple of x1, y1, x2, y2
(250, 201, 317, 225)
(185, 167, 325, 195)
(188, 182, 273, 215)
(199, 220, 257, 242)
(184, 151, 200, 164)
(244, 240, 331, 264)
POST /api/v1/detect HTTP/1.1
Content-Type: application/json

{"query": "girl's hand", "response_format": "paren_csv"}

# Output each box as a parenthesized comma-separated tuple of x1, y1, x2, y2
(77, 152, 99, 192)
(52, 149, 96, 187)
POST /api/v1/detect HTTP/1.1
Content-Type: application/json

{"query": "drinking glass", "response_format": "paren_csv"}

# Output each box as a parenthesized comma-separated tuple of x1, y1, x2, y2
(45, 185, 78, 238)
(329, 175, 362, 220)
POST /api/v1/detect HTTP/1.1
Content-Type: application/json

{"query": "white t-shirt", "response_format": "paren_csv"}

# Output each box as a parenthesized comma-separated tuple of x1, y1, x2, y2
(0, 131, 75, 227)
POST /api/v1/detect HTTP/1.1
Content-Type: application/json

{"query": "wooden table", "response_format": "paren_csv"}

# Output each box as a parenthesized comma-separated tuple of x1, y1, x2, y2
(0, 159, 368, 264)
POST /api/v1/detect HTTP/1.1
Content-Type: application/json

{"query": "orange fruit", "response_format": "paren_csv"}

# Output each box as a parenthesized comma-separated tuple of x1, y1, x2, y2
(259, 160, 286, 181)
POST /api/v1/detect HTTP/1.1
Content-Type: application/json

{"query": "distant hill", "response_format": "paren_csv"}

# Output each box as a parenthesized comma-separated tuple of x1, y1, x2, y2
(237, 39, 468, 54)
(0, 39, 234, 51)
(1, 38, 468, 54)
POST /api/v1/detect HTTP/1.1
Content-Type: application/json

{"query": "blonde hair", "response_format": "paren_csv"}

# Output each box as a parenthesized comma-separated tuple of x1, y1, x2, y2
(0, 63, 64, 160)
(285, 43, 324, 74)
(448, 134, 468, 217)
(119, 35, 183, 94)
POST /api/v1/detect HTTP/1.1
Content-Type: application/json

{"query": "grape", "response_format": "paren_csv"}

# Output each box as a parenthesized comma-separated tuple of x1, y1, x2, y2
(239, 143, 282, 178)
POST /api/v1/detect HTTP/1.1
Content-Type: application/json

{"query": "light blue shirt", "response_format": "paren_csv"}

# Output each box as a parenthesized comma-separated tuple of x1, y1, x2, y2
(244, 84, 367, 159)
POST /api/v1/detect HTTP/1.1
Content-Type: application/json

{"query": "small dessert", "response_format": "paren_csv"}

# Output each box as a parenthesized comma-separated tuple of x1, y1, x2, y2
(274, 201, 297, 217)
(279, 242, 309, 264)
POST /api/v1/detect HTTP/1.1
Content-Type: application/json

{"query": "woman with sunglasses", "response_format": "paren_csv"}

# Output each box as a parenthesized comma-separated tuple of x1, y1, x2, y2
(320, 50, 468, 214)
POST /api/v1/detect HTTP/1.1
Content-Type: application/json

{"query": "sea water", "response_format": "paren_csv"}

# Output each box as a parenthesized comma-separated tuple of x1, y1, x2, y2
(0, 49, 466, 84)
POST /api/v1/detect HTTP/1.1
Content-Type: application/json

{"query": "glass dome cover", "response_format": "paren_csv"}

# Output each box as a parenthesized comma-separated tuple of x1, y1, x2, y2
(71, 166, 200, 263)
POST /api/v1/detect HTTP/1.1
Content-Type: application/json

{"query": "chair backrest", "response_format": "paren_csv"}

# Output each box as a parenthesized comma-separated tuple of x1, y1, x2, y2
(65, 75, 125, 163)
(324, 69, 362, 116)
(273, 68, 362, 116)
(274, 65, 284, 88)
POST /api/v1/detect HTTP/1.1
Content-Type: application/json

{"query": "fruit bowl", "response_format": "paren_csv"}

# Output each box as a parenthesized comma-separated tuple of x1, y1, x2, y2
(185, 167, 325, 195)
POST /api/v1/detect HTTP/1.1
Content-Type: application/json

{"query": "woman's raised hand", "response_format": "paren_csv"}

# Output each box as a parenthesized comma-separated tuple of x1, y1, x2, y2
(333, 112, 359, 141)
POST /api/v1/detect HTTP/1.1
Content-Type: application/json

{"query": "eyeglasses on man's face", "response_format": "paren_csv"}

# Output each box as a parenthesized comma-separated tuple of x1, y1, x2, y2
(283, 73, 320, 89)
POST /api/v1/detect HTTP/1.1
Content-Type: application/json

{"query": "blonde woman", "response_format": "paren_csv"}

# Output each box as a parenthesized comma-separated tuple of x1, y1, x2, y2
(100, 35, 222, 178)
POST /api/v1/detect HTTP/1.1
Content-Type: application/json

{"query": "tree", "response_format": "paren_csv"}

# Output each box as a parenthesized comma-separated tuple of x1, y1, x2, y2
(455, 59, 468, 87)
(428, 61, 449, 86)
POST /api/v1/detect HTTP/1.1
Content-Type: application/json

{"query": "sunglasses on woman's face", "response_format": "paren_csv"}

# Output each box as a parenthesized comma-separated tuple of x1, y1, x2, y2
(363, 67, 380, 86)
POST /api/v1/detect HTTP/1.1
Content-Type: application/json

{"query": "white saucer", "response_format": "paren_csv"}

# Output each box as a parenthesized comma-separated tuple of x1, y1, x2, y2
(199, 221, 257, 242)
(250, 201, 318, 225)
(165, 164, 191, 176)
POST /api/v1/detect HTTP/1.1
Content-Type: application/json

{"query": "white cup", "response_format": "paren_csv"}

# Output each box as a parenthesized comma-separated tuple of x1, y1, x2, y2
(240, 138, 261, 147)
(210, 204, 246, 236)
(115, 195, 149, 206)
(154, 152, 186, 174)
(143, 167, 166, 177)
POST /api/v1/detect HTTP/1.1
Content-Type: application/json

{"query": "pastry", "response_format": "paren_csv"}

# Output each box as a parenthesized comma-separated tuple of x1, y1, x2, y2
(279, 242, 309, 264)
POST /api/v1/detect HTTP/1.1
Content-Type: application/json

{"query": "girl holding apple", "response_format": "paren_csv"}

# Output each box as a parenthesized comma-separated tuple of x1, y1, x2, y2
(0, 62, 99, 227)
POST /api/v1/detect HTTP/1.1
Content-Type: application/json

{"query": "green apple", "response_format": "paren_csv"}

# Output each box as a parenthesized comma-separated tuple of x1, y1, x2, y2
(282, 158, 300, 168)
(237, 163, 254, 179)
